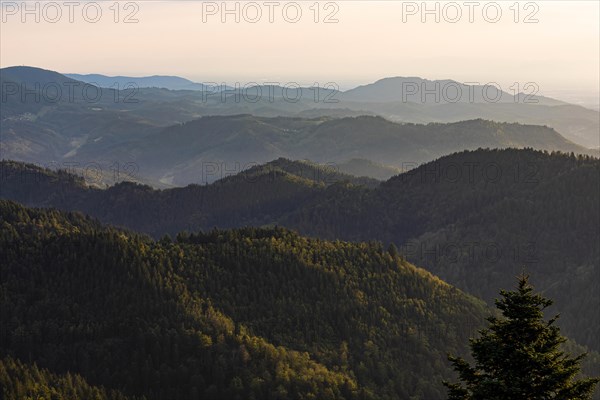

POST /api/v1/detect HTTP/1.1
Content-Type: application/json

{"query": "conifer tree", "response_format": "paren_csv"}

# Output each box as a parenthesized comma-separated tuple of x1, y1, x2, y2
(445, 274, 599, 400)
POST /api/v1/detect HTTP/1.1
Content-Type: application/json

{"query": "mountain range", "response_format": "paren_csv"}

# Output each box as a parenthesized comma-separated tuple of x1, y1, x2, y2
(1, 66, 597, 186)
(2, 67, 599, 177)
(1, 148, 598, 355)
(1, 65, 599, 399)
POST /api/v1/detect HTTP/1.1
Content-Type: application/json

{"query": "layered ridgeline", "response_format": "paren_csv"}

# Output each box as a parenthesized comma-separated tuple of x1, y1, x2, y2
(336, 77, 600, 148)
(0, 157, 373, 235)
(0, 66, 164, 185)
(0, 200, 491, 400)
(2, 66, 598, 186)
(2, 148, 598, 354)
(5, 67, 598, 149)
(128, 116, 593, 185)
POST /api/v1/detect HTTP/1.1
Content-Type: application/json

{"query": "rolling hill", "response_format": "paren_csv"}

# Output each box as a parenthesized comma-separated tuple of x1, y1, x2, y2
(283, 149, 600, 352)
(1, 149, 598, 354)
(1, 199, 495, 399)
(89, 115, 596, 185)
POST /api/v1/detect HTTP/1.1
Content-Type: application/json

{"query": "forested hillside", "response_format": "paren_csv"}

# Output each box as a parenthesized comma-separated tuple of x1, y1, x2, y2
(1, 200, 496, 399)
(0, 158, 329, 236)
(285, 149, 600, 351)
(1, 148, 598, 353)
(0, 356, 140, 400)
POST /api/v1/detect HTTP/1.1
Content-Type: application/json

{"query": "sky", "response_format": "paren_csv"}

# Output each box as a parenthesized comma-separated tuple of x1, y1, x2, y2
(1, 1, 599, 96)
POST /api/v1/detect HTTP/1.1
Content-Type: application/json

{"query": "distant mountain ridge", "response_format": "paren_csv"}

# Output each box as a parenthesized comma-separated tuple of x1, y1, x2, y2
(66, 73, 212, 91)
(340, 76, 567, 106)
(63, 72, 568, 106)
(1, 66, 82, 87)
(2, 66, 599, 185)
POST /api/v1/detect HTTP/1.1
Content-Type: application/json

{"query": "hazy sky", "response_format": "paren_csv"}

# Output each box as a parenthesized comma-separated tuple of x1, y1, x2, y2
(1, 1, 599, 94)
